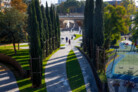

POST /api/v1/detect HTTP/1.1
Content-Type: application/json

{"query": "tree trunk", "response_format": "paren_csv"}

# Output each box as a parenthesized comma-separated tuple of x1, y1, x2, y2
(18, 42, 20, 50)
(13, 42, 17, 55)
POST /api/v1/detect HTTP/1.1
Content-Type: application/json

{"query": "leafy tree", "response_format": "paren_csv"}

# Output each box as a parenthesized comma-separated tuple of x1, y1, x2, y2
(0, 8, 26, 54)
(132, 12, 138, 42)
(11, 0, 27, 12)
(104, 5, 129, 49)
(121, 0, 136, 15)
(57, 0, 85, 14)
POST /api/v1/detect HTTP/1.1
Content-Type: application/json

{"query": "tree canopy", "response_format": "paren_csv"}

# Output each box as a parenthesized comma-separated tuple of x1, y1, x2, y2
(132, 12, 138, 42)
(0, 8, 26, 54)
(57, 0, 85, 14)
(11, 0, 27, 12)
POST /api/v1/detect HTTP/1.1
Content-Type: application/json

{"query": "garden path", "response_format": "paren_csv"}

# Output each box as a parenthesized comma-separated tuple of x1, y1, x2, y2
(0, 63, 19, 92)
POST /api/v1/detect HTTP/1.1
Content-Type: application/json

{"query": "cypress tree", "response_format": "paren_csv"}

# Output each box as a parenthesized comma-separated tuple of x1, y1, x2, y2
(34, 0, 45, 50)
(94, 0, 104, 47)
(50, 5, 57, 50)
(50, 5, 55, 50)
(41, 5, 49, 57)
(93, 0, 104, 70)
(46, 2, 53, 54)
(85, 0, 95, 59)
(56, 13, 60, 48)
(27, 0, 42, 87)
(84, 0, 89, 53)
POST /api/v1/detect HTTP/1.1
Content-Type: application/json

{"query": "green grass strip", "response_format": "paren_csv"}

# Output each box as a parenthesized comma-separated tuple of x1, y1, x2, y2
(17, 48, 59, 92)
(66, 50, 86, 92)
(74, 34, 82, 40)
(0, 44, 29, 49)
(60, 44, 65, 46)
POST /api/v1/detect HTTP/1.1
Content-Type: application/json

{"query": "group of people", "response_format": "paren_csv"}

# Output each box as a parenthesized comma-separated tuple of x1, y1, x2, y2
(65, 35, 76, 45)
(66, 37, 71, 45)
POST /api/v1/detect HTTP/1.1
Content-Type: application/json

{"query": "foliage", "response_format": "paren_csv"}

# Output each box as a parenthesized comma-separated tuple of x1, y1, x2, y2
(66, 50, 86, 92)
(27, 0, 42, 87)
(41, 5, 49, 56)
(132, 12, 138, 42)
(94, 0, 104, 47)
(98, 71, 107, 83)
(57, 0, 85, 14)
(0, 45, 59, 92)
(0, 8, 27, 54)
(121, 0, 136, 15)
(83, 0, 95, 58)
(104, 5, 130, 49)
(46, 2, 53, 54)
(11, 0, 27, 13)
(27, 0, 60, 87)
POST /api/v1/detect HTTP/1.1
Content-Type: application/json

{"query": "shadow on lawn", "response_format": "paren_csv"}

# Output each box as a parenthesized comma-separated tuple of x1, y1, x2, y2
(0, 49, 30, 70)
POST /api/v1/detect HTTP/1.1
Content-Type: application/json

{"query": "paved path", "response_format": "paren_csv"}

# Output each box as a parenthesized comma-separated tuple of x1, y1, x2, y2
(45, 31, 98, 92)
(73, 47, 98, 92)
(0, 63, 19, 92)
(45, 31, 75, 92)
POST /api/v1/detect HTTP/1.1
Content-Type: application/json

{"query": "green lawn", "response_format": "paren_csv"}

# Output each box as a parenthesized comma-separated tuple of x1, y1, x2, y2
(66, 50, 86, 92)
(115, 52, 138, 76)
(74, 34, 82, 40)
(0, 44, 29, 49)
(60, 44, 65, 46)
(0, 45, 59, 92)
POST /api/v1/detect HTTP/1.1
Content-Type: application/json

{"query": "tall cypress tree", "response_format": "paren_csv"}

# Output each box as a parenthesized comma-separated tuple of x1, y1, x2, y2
(34, 0, 45, 50)
(94, 0, 104, 47)
(46, 2, 53, 54)
(56, 13, 60, 48)
(84, 0, 89, 53)
(85, 0, 95, 59)
(93, 0, 104, 70)
(27, 0, 42, 87)
(50, 5, 57, 50)
(41, 5, 49, 57)
(50, 5, 54, 50)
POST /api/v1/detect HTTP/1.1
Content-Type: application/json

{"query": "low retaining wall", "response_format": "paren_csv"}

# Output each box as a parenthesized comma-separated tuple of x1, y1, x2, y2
(0, 53, 25, 77)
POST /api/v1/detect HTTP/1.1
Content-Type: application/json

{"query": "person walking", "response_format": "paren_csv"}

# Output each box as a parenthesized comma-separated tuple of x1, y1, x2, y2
(69, 39, 71, 45)
(66, 37, 68, 43)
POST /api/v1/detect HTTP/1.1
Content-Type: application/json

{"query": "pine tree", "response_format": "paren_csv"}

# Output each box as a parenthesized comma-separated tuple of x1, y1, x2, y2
(46, 2, 53, 54)
(41, 5, 49, 57)
(27, 0, 42, 87)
